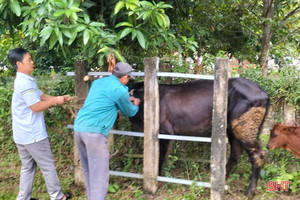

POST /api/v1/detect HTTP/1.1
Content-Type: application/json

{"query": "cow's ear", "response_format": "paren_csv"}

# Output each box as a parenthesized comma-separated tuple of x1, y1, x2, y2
(283, 126, 297, 133)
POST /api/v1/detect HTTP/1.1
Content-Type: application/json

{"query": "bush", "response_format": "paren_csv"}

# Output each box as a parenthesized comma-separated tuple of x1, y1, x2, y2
(241, 65, 300, 109)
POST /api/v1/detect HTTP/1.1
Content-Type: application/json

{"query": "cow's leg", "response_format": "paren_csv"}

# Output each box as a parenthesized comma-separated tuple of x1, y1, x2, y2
(230, 107, 267, 196)
(226, 131, 244, 176)
(241, 140, 264, 196)
(158, 139, 170, 175)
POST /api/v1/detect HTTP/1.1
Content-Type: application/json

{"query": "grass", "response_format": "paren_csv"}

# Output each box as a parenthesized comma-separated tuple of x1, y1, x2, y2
(1, 125, 300, 200)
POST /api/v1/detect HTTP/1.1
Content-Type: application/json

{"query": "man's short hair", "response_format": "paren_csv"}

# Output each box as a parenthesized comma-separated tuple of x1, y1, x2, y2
(8, 48, 29, 69)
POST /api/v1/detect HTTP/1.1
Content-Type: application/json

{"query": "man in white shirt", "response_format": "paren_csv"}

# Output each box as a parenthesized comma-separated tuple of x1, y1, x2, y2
(8, 48, 72, 200)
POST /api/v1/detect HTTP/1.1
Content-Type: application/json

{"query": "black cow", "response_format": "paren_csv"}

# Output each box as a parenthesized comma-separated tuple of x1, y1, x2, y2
(129, 77, 270, 196)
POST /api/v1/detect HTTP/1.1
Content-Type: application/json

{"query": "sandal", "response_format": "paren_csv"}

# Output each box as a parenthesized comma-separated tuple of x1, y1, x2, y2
(63, 191, 72, 200)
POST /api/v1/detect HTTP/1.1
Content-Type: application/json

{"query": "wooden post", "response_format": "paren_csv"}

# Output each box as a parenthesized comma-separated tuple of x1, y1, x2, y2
(74, 60, 89, 185)
(211, 58, 228, 200)
(143, 57, 160, 194)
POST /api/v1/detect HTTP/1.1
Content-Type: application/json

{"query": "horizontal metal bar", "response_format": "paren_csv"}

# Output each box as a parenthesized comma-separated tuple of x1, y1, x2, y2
(66, 71, 214, 79)
(109, 170, 228, 190)
(157, 72, 213, 79)
(66, 72, 74, 76)
(109, 170, 143, 179)
(67, 124, 74, 129)
(109, 171, 212, 188)
(88, 71, 112, 76)
(67, 125, 211, 142)
(110, 129, 144, 137)
(157, 176, 211, 188)
(158, 134, 211, 142)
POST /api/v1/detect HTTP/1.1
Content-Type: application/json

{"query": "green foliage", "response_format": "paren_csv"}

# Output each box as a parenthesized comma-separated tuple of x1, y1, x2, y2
(240, 65, 300, 108)
(36, 72, 75, 96)
(182, 183, 205, 200)
(0, 31, 22, 68)
(0, 86, 14, 156)
(2, 0, 299, 75)
(108, 183, 120, 193)
(0, 84, 13, 136)
(163, 154, 179, 177)
(113, 0, 182, 55)
(17, 0, 119, 67)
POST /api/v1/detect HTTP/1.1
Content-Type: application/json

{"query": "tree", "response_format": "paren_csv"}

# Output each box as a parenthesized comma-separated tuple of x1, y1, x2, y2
(1, 0, 299, 73)
(0, 0, 186, 71)
(260, 0, 300, 76)
(163, 0, 300, 72)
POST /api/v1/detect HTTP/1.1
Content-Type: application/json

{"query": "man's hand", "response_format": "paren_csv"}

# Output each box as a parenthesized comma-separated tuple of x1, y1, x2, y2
(130, 96, 141, 106)
(55, 96, 65, 106)
(63, 95, 75, 102)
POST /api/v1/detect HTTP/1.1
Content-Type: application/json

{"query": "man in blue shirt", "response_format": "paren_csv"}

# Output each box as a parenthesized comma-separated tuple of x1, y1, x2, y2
(74, 62, 141, 200)
(9, 48, 72, 200)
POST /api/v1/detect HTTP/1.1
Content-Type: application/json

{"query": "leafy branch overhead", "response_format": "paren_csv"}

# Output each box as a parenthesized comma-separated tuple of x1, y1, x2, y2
(114, 0, 173, 50)
(0, 0, 299, 70)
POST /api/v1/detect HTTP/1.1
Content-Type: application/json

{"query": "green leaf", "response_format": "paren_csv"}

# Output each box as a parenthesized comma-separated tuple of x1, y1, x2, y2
(115, 22, 133, 28)
(127, 0, 140, 5)
(156, 15, 163, 27)
(68, 31, 77, 45)
(114, 1, 124, 15)
(136, 30, 146, 49)
(187, 44, 196, 53)
(90, 22, 105, 27)
(83, 14, 90, 24)
(126, 2, 139, 10)
(9, 0, 21, 16)
(53, 10, 66, 17)
(76, 24, 86, 32)
(40, 26, 54, 45)
(54, 27, 60, 37)
(83, 29, 89, 45)
(54, 0, 66, 8)
(158, 13, 168, 28)
(108, 185, 116, 193)
(140, 1, 153, 8)
(58, 31, 63, 46)
(118, 28, 132, 39)
(131, 29, 137, 40)
(181, 36, 187, 42)
(97, 46, 109, 53)
(112, 50, 123, 62)
(89, 26, 100, 34)
(158, 3, 172, 9)
(62, 29, 72, 38)
(49, 32, 58, 49)
(65, 10, 71, 18)
(142, 10, 152, 20)
(69, 7, 82, 13)
(70, 12, 78, 22)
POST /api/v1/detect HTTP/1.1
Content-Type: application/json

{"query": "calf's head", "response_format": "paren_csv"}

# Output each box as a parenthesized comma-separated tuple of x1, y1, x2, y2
(268, 123, 297, 150)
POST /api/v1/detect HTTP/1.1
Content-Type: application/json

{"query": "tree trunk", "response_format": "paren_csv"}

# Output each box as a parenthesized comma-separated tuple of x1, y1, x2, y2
(260, 0, 275, 77)
(74, 60, 89, 185)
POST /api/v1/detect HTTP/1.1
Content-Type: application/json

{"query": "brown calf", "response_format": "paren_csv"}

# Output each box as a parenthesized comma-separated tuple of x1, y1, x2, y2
(268, 123, 300, 159)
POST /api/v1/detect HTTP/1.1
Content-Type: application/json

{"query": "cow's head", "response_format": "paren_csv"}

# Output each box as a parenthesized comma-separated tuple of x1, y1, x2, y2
(126, 81, 145, 132)
(127, 81, 144, 102)
(267, 123, 297, 150)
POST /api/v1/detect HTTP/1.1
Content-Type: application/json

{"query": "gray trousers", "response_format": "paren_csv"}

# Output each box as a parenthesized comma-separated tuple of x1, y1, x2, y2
(75, 131, 109, 200)
(16, 138, 64, 200)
